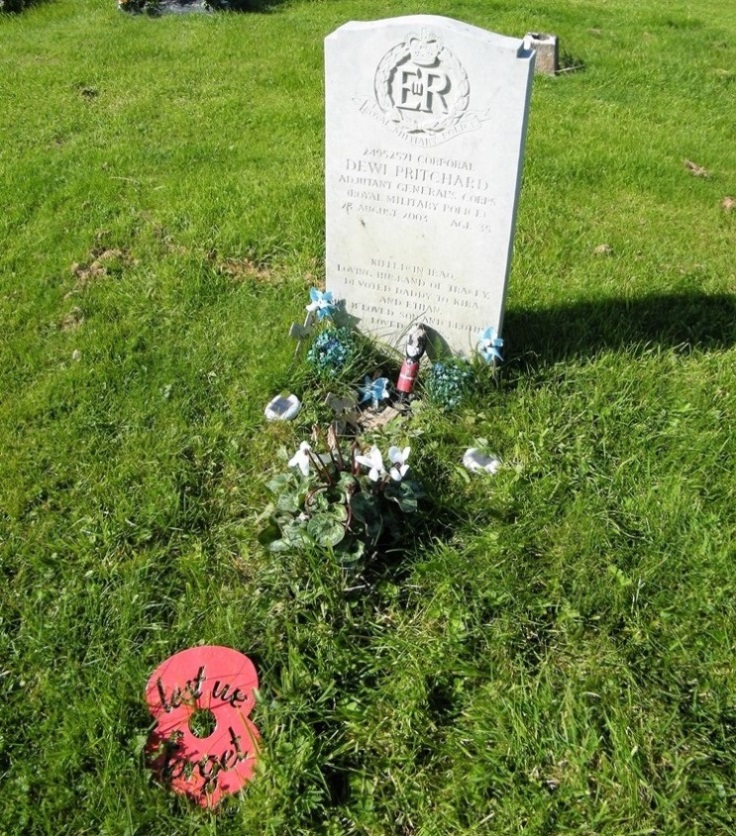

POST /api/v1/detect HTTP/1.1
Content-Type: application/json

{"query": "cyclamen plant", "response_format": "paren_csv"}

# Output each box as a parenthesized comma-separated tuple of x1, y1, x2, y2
(262, 431, 422, 569)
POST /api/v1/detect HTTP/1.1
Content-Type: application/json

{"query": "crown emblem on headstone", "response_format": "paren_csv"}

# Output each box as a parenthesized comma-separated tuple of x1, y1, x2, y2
(407, 31, 441, 66)
(372, 30, 470, 141)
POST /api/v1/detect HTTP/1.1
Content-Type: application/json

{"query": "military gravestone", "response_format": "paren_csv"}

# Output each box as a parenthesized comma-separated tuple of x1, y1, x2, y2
(325, 16, 535, 356)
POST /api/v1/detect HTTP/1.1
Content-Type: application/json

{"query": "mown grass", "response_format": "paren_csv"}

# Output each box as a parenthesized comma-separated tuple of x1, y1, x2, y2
(1, 0, 736, 833)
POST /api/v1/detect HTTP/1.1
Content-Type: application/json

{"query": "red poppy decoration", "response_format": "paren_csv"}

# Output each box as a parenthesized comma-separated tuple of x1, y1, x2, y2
(145, 646, 260, 808)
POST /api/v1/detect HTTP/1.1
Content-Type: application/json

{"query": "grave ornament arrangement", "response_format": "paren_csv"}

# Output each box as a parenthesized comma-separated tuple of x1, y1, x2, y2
(145, 646, 260, 808)
(264, 280, 512, 571)
(263, 12, 532, 562)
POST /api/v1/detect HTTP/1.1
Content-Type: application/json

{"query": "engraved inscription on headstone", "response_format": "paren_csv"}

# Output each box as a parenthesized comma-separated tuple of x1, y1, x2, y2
(325, 16, 535, 356)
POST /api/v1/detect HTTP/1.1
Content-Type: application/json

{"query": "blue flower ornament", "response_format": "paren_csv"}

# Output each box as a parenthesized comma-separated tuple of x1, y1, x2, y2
(477, 326, 504, 363)
(306, 288, 337, 321)
(359, 376, 390, 409)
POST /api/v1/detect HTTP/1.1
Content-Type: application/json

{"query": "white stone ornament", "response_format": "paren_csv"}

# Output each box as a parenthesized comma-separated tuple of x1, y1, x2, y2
(462, 448, 501, 475)
(264, 394, 301, 421)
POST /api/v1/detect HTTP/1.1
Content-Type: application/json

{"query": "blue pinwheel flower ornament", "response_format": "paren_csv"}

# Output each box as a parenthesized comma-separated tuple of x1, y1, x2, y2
(359, 376, 390, 409)
(306, 288, 337, 321)
(477, 326, 504, 364)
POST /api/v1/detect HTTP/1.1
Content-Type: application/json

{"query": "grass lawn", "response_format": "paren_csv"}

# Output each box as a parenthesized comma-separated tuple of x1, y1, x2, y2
(1, 0, 736, 832)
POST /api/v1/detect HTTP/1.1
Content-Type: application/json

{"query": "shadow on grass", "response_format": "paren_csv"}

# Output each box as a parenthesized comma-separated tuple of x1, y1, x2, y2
(505, 291, 736, 366)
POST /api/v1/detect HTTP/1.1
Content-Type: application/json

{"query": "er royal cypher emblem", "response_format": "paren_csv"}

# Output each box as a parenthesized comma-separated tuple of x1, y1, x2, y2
(357, 30, 489, 147)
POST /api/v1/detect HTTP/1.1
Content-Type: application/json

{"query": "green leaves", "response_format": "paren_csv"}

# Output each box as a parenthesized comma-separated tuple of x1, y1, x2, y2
(385, 479, 422, 514)
(350, 491, 384, 548)
(306, 513, 346, 548)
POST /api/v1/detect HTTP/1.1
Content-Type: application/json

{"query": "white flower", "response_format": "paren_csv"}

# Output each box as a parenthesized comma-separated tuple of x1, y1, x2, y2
(355, 446, 386, 482)
(462, 448, 501, 475)
(288, 441, 313, 476)
(388, 446, 411, 481)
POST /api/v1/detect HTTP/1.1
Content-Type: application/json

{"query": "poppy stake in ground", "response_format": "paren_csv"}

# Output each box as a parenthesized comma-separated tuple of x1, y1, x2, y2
(145, 646, 260, 808)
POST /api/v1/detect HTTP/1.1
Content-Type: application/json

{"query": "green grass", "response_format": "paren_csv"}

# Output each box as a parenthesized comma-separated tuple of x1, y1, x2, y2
(2, 0, 736, 833)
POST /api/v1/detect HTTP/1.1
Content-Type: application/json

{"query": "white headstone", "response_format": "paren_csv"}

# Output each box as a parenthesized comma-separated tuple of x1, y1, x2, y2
(325, 15, 535, 356)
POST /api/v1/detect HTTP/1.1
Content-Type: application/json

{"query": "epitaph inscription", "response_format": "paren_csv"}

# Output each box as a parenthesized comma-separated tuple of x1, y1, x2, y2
(326, 16, 535, 355)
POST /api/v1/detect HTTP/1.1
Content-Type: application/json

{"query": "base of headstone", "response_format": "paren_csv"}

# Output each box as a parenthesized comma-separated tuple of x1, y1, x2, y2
(524, 33, 558, 75)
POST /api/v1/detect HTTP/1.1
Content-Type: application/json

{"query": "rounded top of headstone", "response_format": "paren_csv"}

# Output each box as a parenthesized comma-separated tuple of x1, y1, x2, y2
(327, 15, 526, 54)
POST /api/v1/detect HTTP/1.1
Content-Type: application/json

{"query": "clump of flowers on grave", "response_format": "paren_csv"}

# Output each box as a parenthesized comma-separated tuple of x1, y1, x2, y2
(306, 326, 356, 378)
(261, 428, 422, 570)
(424, 359, 474, 410)
(477, 326, 504, 364)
